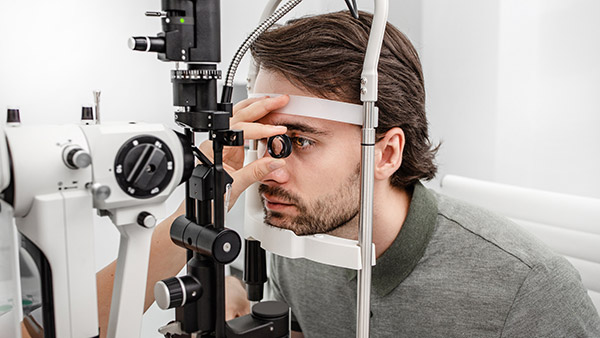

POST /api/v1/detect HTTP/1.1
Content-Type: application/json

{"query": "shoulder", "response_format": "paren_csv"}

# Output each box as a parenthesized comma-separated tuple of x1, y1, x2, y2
(432, 190, 557, 268)
(430, 191, 600, 336)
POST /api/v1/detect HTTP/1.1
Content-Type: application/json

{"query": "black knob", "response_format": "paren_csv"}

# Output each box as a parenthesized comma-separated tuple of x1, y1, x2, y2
(114, 135, 175, 199)
(81, 106, 94, 121)
(244, 239, 267, 301)
(7, 108, 20, 124)
(170, 216, 242, 264)
(125, 144, 168, 189)
(137, 211, 156, 228)
(154, 276, 202, 310)
(128, 36, 166, 53)
(252, 301, 289, 320)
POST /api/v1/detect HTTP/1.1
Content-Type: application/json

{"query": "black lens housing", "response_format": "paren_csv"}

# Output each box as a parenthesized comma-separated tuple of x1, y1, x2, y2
(267, 134, 292, 159)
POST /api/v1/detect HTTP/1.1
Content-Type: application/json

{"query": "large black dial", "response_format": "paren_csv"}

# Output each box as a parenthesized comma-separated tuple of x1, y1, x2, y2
(114, 135, 175, 199)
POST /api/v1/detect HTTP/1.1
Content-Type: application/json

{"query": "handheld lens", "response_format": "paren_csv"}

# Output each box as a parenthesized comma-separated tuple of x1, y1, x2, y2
(267, 134, 292, 158)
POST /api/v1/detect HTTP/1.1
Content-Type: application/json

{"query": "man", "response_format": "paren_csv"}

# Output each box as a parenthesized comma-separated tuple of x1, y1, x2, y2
(234, 11, 600, 337)
(90, 10, 599, 338)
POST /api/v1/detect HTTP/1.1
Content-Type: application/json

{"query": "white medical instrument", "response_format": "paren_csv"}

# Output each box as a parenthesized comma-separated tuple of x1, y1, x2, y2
(0, 106, 193, 338)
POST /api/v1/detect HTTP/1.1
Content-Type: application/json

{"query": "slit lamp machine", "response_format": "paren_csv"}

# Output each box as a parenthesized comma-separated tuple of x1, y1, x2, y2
(0, 0, 388, 337)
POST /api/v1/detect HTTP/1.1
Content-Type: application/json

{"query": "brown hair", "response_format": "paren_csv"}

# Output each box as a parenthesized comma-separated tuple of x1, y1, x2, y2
(251, 11, 439, 189)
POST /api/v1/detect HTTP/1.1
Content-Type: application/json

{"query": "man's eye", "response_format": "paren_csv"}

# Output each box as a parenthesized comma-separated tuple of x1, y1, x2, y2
(291, 136, 314, 150)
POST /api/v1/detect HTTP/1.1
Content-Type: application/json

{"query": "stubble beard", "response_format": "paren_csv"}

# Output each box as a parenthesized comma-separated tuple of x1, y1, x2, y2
(258, 165, 361, 236)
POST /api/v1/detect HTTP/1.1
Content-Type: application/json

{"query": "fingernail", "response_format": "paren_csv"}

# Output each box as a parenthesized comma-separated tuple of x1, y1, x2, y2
(268, 159, 285, 170)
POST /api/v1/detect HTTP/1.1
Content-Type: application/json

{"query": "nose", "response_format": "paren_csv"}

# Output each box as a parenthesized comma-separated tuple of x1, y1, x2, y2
(261, 164, 290, 185)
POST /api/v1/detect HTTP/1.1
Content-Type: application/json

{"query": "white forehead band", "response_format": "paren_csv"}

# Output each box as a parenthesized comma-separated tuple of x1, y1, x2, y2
(249, 93, 364, 126)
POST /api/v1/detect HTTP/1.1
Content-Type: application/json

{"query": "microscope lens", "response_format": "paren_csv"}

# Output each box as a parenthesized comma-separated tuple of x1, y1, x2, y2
(267, 134, 292, 159)
(271, 138, 284, 155)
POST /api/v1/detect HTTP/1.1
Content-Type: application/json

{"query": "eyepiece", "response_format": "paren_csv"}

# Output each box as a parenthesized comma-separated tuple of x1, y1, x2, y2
(267, 134, 292, 159)
(128, 36, 166, 53)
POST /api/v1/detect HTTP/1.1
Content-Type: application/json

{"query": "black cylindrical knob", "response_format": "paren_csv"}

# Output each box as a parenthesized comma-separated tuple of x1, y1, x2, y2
(252, 301, 289, 320)
(137, 211, 157, 228)
(251, 301, 290, 337)
(128, 36, 166, 53)
(154, 275, 202, 310)
(244, 239, 267, 301)
(170, 215, 241, 264)
(7, 108, 20, 124)
(81, 106, 94, 121)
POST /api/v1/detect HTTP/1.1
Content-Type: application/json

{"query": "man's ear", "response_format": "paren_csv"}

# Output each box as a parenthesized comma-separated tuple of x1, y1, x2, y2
(374, 127, 405, 181)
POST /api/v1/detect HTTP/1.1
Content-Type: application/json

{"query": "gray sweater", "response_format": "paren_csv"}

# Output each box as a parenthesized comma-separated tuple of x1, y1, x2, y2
(270, 182, 600, 337)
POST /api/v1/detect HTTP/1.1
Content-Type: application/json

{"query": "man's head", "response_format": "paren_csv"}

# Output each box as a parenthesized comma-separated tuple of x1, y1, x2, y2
(250, 11, 438, 235)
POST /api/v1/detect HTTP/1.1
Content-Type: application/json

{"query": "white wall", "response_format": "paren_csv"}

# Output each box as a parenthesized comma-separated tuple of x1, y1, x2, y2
(422, 0, 600, 199)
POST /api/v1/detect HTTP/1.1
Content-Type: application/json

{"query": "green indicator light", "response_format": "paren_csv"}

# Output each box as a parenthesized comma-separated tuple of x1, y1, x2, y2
(180, 18, 185, 23)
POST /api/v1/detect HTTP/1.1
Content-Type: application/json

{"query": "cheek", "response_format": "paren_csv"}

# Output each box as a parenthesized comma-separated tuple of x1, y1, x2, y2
(290, 148, 359, 184)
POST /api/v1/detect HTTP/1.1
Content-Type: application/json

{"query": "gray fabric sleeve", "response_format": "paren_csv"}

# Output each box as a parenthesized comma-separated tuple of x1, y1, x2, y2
(500, 256, 600, 337)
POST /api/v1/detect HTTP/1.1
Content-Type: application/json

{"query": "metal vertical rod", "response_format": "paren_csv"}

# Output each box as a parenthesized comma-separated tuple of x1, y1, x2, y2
(93, 90, 101, 124)
(357, 101, 376, 338)
(213, 137, 226, 337)
(357, 1, 388, 336)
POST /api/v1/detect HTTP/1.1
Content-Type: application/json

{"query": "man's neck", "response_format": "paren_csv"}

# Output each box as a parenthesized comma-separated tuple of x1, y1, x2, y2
(326, 183, 412, 258)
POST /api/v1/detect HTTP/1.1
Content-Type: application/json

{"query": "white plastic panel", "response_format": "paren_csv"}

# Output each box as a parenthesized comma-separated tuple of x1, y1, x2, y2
(563, 256, 600, 294)
(509, 218, 600, 265)
(441, 175, 600, 235)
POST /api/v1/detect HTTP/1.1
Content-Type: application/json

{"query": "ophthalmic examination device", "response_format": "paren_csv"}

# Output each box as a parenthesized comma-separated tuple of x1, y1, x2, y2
(0, 0, 387, 337)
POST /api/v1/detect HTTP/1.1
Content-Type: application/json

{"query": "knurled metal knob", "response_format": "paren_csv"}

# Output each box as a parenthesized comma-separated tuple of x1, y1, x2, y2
(154, 276, 202, 310)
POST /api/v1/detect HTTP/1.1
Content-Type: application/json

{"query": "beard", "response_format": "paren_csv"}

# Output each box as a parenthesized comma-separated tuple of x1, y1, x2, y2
(258, 165, 361, 236)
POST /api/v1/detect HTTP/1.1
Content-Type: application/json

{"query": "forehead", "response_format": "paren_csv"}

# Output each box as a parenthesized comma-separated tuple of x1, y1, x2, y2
(254, 69, 308, 96)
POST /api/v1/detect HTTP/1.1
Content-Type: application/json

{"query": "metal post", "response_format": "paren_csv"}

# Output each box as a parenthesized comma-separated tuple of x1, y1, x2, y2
(357, 101, 376, 338)
(357, 1, 389, 337)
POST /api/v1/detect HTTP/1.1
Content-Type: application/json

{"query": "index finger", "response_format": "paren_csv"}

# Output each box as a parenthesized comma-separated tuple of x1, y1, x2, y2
(231, 95, 289, 125)
(233, 96, 269, 115)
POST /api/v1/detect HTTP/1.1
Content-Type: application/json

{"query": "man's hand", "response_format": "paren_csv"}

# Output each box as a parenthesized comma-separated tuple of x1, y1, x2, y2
(225, 275, 251, 320)
(199, 95, 290, 207)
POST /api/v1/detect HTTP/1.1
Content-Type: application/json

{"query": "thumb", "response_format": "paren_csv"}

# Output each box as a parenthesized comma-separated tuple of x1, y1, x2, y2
(229, 158, 286, 207)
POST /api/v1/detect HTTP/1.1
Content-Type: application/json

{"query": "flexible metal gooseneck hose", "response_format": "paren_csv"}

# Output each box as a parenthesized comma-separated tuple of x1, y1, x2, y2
(223, 0, 303, 101)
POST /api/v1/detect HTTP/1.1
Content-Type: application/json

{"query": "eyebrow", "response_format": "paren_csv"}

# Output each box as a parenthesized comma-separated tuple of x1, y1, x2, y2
(277, 122, 331, 136)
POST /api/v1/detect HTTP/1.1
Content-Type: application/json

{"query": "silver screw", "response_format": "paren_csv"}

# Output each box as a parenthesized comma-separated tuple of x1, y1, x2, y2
(223, 242, 231, 253)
